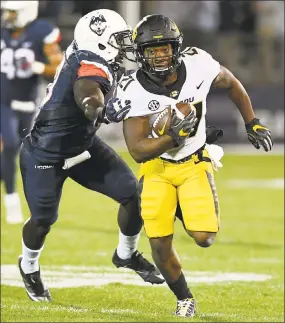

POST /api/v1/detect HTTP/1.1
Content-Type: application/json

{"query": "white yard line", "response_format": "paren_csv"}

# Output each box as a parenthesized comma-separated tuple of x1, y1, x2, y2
(1, 304, 88, 313)
(1, 264, 272, 289)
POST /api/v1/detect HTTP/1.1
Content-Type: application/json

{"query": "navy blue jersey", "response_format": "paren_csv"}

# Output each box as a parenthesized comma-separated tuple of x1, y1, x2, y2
(0, 19, 60, 106)
(24, 41, 116, 163)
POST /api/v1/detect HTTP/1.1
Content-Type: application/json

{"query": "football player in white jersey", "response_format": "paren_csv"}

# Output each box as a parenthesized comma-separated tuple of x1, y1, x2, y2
(113, 14, 273, 317)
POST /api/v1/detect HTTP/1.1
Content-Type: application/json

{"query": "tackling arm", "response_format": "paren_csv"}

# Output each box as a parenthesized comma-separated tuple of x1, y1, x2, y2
(123, 117, 174, 163)
(73, 78, 105, 122)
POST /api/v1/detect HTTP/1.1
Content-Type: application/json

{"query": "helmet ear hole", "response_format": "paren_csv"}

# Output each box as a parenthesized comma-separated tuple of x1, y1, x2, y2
(98, 43, 106, 50)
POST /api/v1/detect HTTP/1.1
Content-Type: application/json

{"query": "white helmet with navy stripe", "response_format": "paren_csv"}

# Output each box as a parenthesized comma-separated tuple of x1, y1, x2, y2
(74, 9, 133, 67)
(1, 1, 39, 29)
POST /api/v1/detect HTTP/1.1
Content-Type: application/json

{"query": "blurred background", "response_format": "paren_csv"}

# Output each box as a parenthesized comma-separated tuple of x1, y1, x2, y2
(38, 0, 284, 148)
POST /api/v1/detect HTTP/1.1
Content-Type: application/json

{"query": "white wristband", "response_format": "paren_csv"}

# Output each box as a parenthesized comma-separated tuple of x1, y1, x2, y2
(31, 61, 46, 75)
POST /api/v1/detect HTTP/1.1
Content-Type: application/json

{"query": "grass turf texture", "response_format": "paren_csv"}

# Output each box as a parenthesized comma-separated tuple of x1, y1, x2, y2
(1, 153, 284, 322)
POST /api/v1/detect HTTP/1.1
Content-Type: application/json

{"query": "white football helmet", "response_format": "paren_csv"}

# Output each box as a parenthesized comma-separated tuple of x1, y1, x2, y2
(1, 1, 39, 29)
(74, 9, 133, 66)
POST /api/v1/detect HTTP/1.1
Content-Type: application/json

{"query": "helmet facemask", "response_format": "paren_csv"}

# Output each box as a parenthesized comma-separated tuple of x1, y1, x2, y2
(107, 29, 134, 71)
(134, 37, 183, 78)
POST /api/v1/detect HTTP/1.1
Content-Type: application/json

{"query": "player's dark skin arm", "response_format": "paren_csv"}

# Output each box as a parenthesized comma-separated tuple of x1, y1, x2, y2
(74, 78, 105, 122)
(123, 116, 174, 163)
(42, 42, 63, 78)
(212, 65, 255, 124)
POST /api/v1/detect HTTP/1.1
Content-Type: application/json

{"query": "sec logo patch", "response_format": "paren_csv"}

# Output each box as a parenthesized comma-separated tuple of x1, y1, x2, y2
(148, 100, 160, 111)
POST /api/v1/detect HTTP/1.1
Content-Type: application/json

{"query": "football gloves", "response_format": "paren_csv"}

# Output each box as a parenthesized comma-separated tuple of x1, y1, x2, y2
(206, 125, 224, 144)
(103, 98, 131, 123)
(245, 118, 273, 152)
(168, 109, 197, 147)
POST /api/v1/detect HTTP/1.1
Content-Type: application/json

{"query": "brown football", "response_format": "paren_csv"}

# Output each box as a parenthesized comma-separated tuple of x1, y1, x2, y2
(150, 106, 172, 138)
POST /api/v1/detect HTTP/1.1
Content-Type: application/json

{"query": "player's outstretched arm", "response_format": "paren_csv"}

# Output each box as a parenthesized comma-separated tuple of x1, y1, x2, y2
(74, 78, 105, 123)
(212, 66, 273, 152)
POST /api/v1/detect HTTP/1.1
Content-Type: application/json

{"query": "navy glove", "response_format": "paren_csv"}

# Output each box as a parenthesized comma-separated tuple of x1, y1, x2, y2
(103, 98, 131, 123)
(245, 118, 273, 152)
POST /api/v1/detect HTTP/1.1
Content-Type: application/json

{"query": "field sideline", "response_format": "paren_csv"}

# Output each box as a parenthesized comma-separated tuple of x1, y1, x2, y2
(1, 152, 284, 322)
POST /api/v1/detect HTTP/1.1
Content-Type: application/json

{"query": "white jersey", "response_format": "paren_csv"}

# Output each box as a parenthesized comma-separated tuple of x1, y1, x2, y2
(117, 47, 220, 161)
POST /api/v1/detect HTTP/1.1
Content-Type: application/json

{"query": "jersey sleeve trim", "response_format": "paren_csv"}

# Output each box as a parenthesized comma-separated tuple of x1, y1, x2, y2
(78, 60, 113, 84)
(43, 27, 61, 44)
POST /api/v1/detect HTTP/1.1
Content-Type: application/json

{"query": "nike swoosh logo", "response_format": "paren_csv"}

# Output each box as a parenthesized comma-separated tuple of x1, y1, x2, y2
(158, 119, 168, 135)
(196, 80, 204, 89)
(253, 125, 268, 132)
(179, 128, 189, 137)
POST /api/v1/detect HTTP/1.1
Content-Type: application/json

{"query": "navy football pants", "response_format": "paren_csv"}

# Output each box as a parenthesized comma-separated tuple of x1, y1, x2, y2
(19, 135, 139, 226)
(1, 105, 35, 193)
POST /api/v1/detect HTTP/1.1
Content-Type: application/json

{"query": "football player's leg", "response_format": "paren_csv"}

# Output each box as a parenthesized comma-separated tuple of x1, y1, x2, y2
(19, 145, 68, 301)
(178, 156, 220, 248)
(140, 162, 195, 312)
(68, 136, 163, 284)
(1, 105, 23, 223)
(69, 136, 142, 235)
(141, 170, 178, 277)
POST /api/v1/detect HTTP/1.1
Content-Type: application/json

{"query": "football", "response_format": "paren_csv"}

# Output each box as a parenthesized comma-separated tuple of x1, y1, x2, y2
(150, 103, 196, 138)
(150, 106, 172, 138)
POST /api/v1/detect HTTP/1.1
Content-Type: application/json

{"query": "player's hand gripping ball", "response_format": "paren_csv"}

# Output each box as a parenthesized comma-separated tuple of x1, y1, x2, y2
(150, 102, 196, 138)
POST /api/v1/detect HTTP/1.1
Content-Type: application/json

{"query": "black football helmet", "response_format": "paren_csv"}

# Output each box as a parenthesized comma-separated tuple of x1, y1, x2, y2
(132, 15, 183, 78)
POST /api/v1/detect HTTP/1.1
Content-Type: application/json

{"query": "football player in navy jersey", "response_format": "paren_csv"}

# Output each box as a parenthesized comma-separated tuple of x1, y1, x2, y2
(1, 1, 63, 224)
(18, 9, 164, 302)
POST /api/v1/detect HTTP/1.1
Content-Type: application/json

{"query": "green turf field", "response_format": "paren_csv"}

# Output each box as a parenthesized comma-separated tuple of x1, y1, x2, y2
(1, 152, 284, 322)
